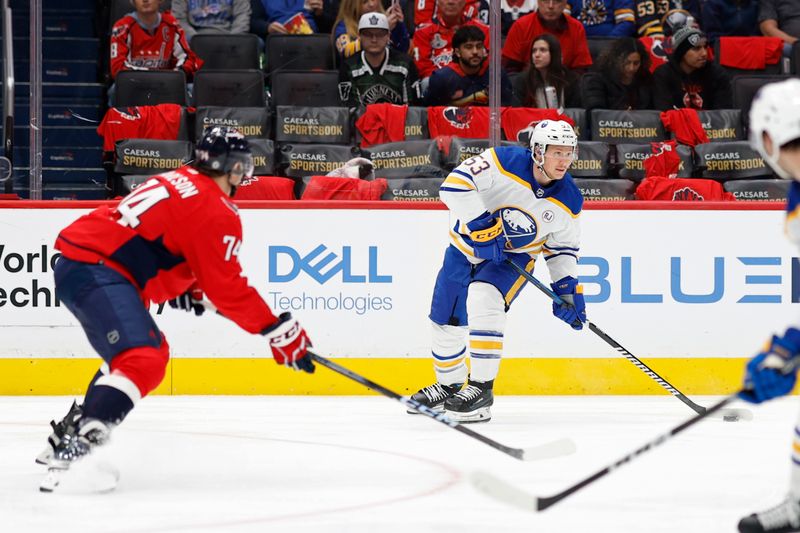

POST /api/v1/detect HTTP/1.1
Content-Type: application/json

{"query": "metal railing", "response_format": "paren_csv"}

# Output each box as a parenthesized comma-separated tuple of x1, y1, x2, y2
(1, 0, 13, 193)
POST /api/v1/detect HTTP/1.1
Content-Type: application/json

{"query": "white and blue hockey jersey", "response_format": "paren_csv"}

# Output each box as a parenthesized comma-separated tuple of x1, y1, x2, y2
(440, 146, 584, 283)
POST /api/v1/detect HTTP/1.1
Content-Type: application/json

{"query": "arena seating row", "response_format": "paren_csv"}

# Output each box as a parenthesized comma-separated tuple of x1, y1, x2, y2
(100, 104, 757, 146)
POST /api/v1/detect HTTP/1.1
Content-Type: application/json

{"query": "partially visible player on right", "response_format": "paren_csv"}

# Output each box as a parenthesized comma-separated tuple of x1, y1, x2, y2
(734, 78, 800, 533)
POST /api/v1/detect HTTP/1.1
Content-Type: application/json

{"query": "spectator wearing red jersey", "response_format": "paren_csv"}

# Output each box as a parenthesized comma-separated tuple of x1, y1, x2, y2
(110, 0, 203, 80)
(502, 0, 593, 73)
(512, 33, 581, 108)
(412, 0, 486, 30)
(412, 0, 490, 83)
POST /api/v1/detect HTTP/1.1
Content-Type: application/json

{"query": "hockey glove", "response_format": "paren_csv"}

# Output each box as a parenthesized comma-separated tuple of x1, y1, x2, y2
(467, 212, 509, 265)
(168, 285, 205, 316)
(551, 276, 586, 330)
(739, 328, 800, 404)
(263, 312, 314, 374)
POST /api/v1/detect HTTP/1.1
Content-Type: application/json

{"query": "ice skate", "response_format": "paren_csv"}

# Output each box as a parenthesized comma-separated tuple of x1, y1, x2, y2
(40, 418, 115, 493)
(444, 380, 493, 423)
(739, 497, 800, 533)
(406, 382, 463, 414)
(36, 400, 83, 465)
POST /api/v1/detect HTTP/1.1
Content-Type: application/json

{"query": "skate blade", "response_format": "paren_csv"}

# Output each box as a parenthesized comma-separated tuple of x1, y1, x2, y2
(444, 407, 492, 424)
(35, 447, 52, 465)
(40, 460, 119, 494)
(406, 405, 444, 415)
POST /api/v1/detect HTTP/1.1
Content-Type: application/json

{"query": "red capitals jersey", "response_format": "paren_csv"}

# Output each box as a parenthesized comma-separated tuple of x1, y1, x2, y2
(427, 106, 490, 138)
(412, 17, 490, 79)
(110, 12, 203, 79)
(96, 104, 185, 152)
(412, 0, 485, 29)
(55, 166, 277, 334)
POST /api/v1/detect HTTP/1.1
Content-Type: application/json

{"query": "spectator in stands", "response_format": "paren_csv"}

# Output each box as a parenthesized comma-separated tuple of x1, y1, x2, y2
(339, 13, 421, 107)
(758, 0, 800, 56)
(639, 9, 700, 72)
(412, 0, 490, 83)
(171, 0, 251, 43)
(502, 0, 593, 73)
(566, 0, 636, 37)
(333, 0, 410, 58)
(413, 0, 486, 31)
(110, 0, 203, 80)
(249, 0, 322, 35)
(701, 0, 759, 43)
(512, 34, 580, 108)
(582, 37, 652, 110)
(633, 2, 701, 38)
(651, 26, 732, 110)
(424, 25, 513, 106)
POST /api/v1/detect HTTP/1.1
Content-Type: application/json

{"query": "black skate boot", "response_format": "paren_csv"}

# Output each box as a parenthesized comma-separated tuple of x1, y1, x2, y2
(443, 379, 494, 423)
(739, 497, 800, 532)
(36, 400, 83, 465)
(40, 417, 113, 493)
(406, 382, 463, 414)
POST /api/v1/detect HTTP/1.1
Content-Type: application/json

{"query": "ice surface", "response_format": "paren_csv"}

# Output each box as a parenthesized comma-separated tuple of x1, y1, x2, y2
(1, 395, 796, 533)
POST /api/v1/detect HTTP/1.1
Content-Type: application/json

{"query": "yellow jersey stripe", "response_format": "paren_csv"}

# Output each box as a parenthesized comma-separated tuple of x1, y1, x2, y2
(489, 148, 532, 191)
(546, 197, 579, 218)
(505, 258, 536, 305)
(444, 175, 476, 190)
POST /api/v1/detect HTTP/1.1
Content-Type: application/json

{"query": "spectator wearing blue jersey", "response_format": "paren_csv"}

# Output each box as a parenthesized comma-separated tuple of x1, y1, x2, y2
(249, 0, 322, 35)
(171, 0, 251, 43)
(566, 0, 636, 37)
(424, 25, 512, 106)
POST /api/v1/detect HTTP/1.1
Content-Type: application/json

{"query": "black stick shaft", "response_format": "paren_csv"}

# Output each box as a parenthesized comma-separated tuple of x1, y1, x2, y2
(505, 260, 706, 414)
(536, 394, 737, 510)
(309, 352, 526, 460)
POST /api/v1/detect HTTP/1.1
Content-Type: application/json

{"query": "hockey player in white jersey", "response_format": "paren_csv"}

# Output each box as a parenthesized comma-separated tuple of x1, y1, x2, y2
(735, 78, 800, 533)
(408, 120, 586, 423)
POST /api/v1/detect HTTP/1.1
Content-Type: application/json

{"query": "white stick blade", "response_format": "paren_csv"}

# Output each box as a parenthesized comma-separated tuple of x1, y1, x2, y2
(522, 438, 577, 461)
(469, 471, 538, 512)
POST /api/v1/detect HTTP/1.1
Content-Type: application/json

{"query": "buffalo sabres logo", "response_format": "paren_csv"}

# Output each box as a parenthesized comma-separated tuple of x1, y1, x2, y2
(497, 207, 538, 250)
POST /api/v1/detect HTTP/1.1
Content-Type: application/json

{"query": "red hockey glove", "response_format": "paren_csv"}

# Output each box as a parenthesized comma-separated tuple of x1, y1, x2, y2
(168, 285, 205, 316)
(262, 312, 314, 373)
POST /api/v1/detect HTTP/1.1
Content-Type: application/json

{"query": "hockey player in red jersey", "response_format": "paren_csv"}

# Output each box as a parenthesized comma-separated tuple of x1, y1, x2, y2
(37, 127, 312, 492)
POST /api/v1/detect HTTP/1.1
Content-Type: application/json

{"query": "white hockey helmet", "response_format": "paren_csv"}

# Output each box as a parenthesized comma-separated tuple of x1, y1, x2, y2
(749, 78, 800, 180)
(530, 120, 578, 167)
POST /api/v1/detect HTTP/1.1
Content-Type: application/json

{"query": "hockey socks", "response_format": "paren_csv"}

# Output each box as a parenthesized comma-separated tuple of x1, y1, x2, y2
(82, 373, 140, 425)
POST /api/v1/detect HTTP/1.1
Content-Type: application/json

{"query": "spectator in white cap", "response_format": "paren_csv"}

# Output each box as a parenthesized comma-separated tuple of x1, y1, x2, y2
(651, 25, 732, 110)
(338, 12, 421, 107)
(332, 0, 410, 58)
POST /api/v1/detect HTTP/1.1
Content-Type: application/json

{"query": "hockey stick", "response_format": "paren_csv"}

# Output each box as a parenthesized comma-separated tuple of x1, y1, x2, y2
(505, 259, 753, 422)
(470, 392, 739, 511)
(309, 352, 575, 462)
(195, 299, 575, 462)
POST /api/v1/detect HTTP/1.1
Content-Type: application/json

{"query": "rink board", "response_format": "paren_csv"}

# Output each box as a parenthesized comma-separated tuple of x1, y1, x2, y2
(0, 200, 793, 395)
